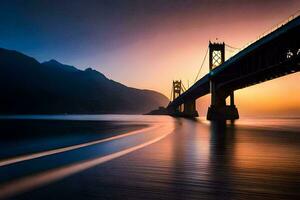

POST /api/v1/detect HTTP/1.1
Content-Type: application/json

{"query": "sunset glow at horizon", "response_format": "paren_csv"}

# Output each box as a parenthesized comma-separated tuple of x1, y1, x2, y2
(0, 0, 299, 116)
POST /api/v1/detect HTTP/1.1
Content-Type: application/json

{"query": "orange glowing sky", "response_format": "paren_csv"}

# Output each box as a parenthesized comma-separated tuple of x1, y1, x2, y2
(93, 2, 300, 117)
(1, 0, 299, 116)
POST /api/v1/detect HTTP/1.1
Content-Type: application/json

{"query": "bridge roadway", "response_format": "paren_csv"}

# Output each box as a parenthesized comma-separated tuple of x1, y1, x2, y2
(168, 15, 300, 116)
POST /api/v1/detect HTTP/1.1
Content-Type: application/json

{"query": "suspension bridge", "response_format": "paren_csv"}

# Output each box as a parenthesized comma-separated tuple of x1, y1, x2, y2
(166, 12, 300, 120)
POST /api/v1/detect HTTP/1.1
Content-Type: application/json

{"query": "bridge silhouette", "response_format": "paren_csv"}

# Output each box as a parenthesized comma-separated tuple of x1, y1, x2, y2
(167, 13, 300, 120)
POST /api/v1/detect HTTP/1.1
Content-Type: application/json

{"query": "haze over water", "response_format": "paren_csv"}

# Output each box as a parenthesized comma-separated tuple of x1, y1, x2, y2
(0, 115, 299, 200)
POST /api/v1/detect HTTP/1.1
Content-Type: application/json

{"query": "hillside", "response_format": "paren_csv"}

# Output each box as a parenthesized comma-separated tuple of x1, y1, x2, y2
(0, 48, 169, 114)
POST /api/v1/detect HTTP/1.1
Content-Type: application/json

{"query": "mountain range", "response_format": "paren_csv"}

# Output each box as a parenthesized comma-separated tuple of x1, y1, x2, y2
(0, 48, 169, 114)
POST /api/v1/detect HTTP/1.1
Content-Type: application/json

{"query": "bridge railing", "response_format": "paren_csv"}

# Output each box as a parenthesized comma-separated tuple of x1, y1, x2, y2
(241, 10, 300, 51)
(225, 10, 300, 61)
(173, 10, 300, 101)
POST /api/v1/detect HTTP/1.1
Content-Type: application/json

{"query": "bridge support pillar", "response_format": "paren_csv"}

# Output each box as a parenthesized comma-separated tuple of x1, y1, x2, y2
(183, 100, 199, 118)
(207, 91, 239, 121)
(167, 101, 198, 118)
(207, 42, 239, 120)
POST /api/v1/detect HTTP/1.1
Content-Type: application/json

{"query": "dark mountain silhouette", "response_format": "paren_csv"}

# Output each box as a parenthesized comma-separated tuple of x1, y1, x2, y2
(42, 59, 79, 72)
(0, 48, 169, 114)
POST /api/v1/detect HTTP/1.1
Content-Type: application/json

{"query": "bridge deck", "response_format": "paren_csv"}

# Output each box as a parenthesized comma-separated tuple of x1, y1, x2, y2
(168, 15, 300, 109)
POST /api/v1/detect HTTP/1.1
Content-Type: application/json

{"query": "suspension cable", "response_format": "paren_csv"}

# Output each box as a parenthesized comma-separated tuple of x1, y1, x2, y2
(181, 82, 187, 92)
(194, 47, 209, 83)
(169, 85, 173, 101)
(225, 43, 241, 51)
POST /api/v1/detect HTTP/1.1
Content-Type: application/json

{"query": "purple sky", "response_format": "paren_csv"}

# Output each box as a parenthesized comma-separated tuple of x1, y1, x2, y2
(1, 0, 300, 115)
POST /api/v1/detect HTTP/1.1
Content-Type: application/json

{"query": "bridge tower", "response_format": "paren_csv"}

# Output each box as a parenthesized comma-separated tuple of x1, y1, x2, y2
(169, 80, 198, 117)
(169, 80, 183, 113)
(207, 42, 239, 120)
(172, 80, 182, 102)
(209, 42, 225, 71)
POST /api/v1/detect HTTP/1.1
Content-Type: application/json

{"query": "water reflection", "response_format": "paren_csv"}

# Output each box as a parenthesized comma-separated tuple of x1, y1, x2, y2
(209, 120, 236, 200)
(1, 115, 300, 200)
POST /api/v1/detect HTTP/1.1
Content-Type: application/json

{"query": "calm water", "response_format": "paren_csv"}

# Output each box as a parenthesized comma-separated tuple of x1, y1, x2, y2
(0, 115, 300, 200)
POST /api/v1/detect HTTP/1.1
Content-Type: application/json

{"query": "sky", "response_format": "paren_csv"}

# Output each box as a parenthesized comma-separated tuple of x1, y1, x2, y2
(0, 0, 299, 116)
